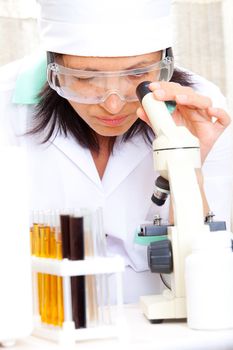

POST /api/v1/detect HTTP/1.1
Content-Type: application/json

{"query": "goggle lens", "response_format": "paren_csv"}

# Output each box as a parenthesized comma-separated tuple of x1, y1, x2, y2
(47, 56, 174, 104)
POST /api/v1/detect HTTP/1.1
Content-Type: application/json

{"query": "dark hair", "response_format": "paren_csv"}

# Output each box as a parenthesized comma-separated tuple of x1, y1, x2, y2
(29, 68, 193, 153)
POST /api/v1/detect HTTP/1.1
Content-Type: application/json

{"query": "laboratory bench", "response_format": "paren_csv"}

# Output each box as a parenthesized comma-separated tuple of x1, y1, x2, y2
(13, 304, 233, 350)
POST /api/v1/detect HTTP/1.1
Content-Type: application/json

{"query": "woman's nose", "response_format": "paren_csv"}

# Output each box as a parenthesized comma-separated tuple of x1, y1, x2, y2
(100, 92, 126, 114)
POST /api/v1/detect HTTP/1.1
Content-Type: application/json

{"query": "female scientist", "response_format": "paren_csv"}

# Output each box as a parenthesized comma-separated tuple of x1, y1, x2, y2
(0, 0, 232, 302)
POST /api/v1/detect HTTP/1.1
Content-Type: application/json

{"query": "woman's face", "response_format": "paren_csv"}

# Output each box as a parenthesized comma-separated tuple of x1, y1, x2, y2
(62, 51, 162, 137)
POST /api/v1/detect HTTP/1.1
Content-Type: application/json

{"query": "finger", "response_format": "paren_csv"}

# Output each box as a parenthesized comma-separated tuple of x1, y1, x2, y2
(136, 107, 150, 125)
(207, 107, 231, 127)
(149, 82, 212, 110)
(150, 81, 181, 91)
(177, 104, 212, 123)
(175, 93, 212, 110)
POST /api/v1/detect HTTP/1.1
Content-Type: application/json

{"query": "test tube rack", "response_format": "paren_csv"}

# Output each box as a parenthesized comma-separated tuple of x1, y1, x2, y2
(31, 255, 125, 344)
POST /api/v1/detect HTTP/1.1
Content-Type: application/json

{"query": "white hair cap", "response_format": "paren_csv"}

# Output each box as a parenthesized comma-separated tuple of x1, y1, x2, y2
(37, 0, 173, 57)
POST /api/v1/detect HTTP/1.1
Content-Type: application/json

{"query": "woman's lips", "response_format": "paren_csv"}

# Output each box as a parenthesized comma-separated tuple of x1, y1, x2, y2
(96, 115, 128, 126)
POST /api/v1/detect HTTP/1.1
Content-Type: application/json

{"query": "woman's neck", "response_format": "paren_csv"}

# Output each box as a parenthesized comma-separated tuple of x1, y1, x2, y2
(91, 135, 114, 179)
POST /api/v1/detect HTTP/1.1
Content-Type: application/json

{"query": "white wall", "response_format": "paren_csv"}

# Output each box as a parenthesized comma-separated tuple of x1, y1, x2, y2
(0, 0, 39, 66)
(172, 0, 233, 115)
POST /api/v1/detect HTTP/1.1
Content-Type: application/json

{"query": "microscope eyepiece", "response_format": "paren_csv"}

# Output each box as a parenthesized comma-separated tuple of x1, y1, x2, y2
(136, 81, 152, 102)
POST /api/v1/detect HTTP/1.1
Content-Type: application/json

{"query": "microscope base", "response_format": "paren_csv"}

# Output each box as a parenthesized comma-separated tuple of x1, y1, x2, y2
(140, 292, 186, 321)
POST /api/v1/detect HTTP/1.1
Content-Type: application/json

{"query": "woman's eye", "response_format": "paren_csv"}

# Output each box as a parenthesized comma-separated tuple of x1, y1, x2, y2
(128, 73, 147, 80)
(74, 76, 95, 82)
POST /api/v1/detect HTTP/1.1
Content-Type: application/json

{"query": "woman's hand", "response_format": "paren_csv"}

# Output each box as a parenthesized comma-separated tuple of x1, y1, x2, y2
(136, 81, 231, 163)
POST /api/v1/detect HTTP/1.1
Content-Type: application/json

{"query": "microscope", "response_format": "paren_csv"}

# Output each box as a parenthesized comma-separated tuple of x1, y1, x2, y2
(136, 81, 226, 321)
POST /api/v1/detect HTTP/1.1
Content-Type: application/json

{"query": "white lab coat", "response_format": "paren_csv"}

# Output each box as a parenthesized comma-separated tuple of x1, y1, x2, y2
(0, 55, 233, 303)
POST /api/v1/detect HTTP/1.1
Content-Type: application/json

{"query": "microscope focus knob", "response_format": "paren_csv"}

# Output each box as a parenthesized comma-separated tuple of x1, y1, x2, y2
(148, 239, 173, 273)
(151, 176, 170, 206)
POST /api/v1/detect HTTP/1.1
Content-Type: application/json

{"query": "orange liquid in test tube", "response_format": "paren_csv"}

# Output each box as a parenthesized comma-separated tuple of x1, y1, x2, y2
(31, 216, 64, 327)
(56, 231, 64, 326)
(39, 224, 52, 324)
(32, 223, 43, 317)
(49, 225, 58, 326)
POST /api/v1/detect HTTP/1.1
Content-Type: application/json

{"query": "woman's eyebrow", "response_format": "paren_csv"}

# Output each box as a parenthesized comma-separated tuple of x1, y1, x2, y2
(67, 60, 155, 71)
(126, 60, 154, 69)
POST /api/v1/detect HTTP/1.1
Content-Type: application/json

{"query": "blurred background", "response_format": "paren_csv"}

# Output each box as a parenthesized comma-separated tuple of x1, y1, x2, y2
(0, 0, 232, 111)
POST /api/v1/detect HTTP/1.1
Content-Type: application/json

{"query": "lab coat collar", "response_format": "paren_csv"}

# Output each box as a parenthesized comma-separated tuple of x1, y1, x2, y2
(102, 135, 152, 195)
(12, 51, 47, 105)
(52, 133, 152, 195)
(51, 134, 102, 189)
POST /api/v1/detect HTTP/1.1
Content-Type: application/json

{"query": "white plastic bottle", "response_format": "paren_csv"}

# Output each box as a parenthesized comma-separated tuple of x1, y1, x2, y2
(185, 231, 233, 330)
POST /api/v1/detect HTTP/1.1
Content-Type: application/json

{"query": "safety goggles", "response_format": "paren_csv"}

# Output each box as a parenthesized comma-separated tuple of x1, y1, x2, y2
(47, 55, 174, 104)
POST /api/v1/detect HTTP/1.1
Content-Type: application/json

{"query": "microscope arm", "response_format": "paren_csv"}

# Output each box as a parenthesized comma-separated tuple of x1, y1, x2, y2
(169, 169, 210, 225)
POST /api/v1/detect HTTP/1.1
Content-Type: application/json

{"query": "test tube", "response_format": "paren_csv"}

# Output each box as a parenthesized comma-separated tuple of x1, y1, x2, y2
(69, 216, 86, 329)
(82, 209, 99, 327)
(56, 227, 64, 327)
